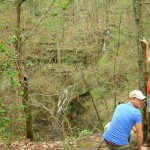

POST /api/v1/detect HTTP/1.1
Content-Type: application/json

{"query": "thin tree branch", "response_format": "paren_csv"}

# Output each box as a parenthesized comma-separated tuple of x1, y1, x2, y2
(2, 0, 56, 65)
(142, 2, 150, 4)
(19, 0, 26, 6)
(81, 71, 104, 131)
(20, 0, 56, 49)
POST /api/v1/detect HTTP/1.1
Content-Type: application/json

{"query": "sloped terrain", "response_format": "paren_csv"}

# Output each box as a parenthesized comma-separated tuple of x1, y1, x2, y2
(0, 133, 107, 150)
(0, 133, 150, 150)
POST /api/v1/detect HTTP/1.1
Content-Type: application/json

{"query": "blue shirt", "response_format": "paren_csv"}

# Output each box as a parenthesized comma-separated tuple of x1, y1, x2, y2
(102, 103, 142, 145)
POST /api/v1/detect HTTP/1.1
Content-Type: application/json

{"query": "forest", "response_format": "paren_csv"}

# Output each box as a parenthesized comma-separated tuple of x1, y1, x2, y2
(0, 0, 150, 149)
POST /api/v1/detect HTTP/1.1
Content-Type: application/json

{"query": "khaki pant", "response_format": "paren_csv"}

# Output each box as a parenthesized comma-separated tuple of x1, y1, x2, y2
(106, 142, 130, 150)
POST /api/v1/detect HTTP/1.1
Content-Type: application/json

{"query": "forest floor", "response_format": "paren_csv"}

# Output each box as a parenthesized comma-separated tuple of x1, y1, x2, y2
(0, 133, 149, 150)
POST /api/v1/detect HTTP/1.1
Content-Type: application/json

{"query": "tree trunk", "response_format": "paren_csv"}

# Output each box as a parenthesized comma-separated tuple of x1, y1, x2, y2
(56, 34, 61, 64)
(23, 76, 33, 140)
(105, 0, 110, 28)
(133, 0, 147, 140)
(145, 111, 150, 146)
(15, 0, 33, 140)
(113, 13, 122, 110)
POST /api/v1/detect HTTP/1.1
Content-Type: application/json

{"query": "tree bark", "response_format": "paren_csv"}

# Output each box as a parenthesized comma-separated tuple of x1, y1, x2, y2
(56, 34, 61, 64)
(113, 13, 122, 110)
(15, 0, 33, 140)
(133, 0, 147, 140)
(23, 76, 33, 140)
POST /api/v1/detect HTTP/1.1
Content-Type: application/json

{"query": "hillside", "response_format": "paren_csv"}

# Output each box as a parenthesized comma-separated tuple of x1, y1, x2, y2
(0, 0, 150, 146)
(0, 133, 149, 150)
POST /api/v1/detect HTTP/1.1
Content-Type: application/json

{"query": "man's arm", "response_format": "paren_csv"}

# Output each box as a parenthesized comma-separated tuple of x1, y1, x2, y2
(135, 123, 143, 150)
(140, 37, 150, 64)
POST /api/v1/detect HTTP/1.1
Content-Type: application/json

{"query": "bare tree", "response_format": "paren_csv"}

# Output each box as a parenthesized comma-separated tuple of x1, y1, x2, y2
(15, 0, 33, 140)
(15, 0, 57, 140)
(133, 0, 147, 140)
(113, 13, 122, 109)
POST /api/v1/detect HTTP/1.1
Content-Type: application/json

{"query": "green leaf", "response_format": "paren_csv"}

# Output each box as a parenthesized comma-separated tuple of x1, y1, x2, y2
(17, 91, 24, 96)
(0, 109, 6, 115)
(0, 42, 9, 55)
(20, 105, 26, 109)
(56, 0, 74, 10)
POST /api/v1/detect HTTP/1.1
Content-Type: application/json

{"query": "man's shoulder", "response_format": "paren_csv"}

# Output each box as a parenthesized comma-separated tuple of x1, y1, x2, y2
(118, 103, 141, 113)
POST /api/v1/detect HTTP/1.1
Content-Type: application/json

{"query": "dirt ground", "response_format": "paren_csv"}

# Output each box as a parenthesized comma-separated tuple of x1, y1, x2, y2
(0, 133, 106, 150)
(0, 133, 150, 150)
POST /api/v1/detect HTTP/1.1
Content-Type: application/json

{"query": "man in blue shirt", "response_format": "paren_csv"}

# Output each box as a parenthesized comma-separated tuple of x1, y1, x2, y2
(103, 90, 146, 150)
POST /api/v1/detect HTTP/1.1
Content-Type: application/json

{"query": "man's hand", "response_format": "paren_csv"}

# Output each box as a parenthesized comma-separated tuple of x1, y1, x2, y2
(132, 126, 136, 132)
(139, 37, 148, 48)
(139, 37, 150, 64)
(136, 146, 148, 150)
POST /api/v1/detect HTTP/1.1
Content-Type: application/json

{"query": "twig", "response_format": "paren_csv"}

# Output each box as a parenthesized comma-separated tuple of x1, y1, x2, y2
(80, 71, 104, 131)
(2, 0, 56, 65)
(142, 2, 150, 4)
(20, 0, 56, 49)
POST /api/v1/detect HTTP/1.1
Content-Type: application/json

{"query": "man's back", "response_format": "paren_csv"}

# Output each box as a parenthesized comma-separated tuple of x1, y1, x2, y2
(103, 103, 142, 146)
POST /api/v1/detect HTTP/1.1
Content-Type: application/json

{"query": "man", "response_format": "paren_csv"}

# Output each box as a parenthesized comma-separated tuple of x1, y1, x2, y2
(103, 90, 146, 150)
(140, 37, 150, 147)
(140, 37, 150, 95)
(104, 101, 136, 142)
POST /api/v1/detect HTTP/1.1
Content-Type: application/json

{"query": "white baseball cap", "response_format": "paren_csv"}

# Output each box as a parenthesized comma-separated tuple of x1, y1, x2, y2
(129, 90, 146, 100)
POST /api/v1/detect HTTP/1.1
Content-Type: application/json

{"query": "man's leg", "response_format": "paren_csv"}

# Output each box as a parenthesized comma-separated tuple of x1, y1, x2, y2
(129, 129, 134, 142)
